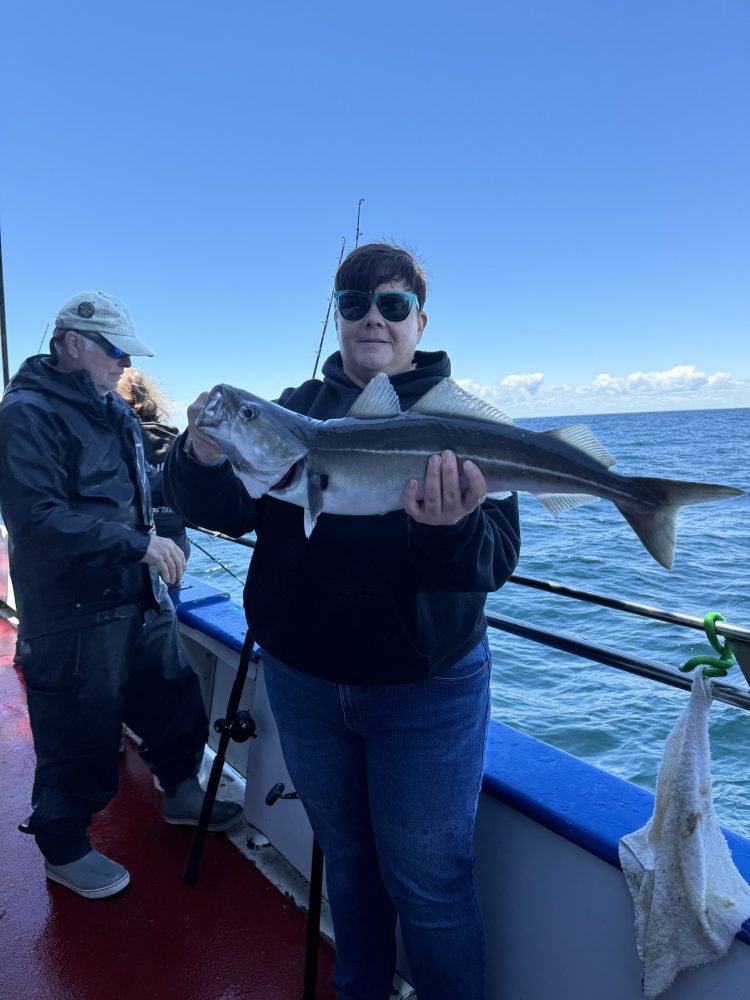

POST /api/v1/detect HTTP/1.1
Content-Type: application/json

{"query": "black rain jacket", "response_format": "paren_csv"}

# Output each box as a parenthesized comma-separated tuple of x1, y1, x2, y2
(163, 351, 521, 683)
(0, 355, 162, 637)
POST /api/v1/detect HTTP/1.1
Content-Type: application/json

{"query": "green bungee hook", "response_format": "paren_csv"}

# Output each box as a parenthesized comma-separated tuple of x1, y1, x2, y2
(680, 612, 737, 678)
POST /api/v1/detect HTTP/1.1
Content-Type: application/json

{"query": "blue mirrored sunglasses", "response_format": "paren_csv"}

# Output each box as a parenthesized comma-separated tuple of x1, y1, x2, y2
(74, 330, 129, 359)
(334, 289, 419, 322)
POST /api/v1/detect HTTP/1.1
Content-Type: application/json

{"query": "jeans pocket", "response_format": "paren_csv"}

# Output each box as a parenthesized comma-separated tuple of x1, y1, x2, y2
(430, 635, 491, 686)
(22, 630, 82, 694)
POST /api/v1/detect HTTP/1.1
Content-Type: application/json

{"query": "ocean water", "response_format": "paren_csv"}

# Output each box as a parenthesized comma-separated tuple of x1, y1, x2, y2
(185, 407, 750, 836)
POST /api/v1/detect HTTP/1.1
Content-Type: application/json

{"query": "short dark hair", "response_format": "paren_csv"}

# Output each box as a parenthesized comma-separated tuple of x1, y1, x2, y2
(334, 243, 428, 309)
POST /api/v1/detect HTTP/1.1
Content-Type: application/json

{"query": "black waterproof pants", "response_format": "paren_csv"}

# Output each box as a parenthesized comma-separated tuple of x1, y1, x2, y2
(20, 602, 209, 864)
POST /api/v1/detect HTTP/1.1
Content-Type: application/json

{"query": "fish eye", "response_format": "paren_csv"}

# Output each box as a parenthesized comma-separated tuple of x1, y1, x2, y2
(239, 403, 257, 421)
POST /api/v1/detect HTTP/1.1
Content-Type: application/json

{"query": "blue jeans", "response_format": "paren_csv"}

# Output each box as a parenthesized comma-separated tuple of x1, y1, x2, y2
(262, 636, 491, 1000)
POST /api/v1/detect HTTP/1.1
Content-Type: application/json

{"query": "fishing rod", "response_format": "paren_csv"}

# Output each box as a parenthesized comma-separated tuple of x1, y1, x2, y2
(188, 532, 247, 585)
(37, 323, 49, 355)
(354, 197, 364, 248)
(183, 527, 326, 997)
(312, 236, 346, 379)
(311, 197, 366, 379)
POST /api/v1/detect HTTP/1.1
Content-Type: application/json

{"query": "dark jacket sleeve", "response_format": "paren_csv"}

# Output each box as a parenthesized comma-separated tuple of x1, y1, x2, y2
(407, 492, 520, 592)
(0, 397, 149, 567)
(163, 430, 258, 538)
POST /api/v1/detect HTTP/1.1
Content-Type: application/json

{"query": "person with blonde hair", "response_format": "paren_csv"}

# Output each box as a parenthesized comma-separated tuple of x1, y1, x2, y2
(117, 368, 190, 559)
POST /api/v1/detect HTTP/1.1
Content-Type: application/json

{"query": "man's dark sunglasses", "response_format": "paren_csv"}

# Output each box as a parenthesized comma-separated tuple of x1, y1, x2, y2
(334, 289, 419, 323)
(74, 330, 129, 359)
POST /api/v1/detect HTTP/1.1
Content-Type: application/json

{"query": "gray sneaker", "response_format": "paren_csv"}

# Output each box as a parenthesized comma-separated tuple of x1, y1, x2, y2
(163, 776, 243, 832)
(44, 850, 130, 899)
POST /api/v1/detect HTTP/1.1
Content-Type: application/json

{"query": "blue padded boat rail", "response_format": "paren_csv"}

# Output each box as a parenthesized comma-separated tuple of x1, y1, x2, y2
(171, 576, 249, 654)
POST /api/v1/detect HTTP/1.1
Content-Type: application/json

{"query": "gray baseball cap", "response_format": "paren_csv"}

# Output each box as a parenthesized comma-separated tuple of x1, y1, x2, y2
(54, 291, 154, 357)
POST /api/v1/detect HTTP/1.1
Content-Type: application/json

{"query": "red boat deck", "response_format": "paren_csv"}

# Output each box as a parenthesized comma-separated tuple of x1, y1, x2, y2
(0, 615, 336, 1000)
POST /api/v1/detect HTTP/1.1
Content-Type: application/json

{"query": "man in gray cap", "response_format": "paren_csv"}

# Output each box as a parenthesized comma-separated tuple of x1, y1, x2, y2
(0, 291, 242, 899)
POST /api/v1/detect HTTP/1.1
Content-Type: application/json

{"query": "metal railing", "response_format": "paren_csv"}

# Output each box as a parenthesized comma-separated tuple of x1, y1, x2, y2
(191, 527, 750, 712)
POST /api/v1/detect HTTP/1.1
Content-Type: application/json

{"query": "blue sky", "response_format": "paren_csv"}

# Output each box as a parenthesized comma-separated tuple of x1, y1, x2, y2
(1, 0, 748, 421)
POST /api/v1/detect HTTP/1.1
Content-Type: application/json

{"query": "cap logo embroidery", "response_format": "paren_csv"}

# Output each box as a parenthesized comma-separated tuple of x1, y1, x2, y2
(77, 301, 95, 318)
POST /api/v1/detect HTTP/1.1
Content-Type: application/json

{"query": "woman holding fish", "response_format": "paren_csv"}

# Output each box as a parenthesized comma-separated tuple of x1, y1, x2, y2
(164, 243, 521, 1000)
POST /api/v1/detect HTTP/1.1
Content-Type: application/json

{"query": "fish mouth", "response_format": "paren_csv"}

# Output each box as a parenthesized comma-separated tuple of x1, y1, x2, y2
(270, 459, 303, 492)
(196, 385, 244, 428)
(195, 399, 225, 428)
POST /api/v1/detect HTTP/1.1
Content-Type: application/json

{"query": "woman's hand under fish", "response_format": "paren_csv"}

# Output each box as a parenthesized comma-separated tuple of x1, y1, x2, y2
(403, 450, 488, 526)
(186, 392, 227, 465)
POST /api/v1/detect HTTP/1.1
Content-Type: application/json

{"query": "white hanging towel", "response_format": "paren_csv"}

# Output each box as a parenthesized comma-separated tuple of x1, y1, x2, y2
(618, 672, 750, 998)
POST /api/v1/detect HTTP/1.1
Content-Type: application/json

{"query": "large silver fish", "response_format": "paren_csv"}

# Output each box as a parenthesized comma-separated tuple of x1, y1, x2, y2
(195, 373, 743, 568)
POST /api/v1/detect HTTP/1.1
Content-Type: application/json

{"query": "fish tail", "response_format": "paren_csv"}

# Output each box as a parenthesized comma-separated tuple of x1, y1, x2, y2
(614, 478, 744, 569)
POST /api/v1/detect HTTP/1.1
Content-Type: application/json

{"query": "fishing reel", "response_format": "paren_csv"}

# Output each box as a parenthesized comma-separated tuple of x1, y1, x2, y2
(213, 709, 257, 743)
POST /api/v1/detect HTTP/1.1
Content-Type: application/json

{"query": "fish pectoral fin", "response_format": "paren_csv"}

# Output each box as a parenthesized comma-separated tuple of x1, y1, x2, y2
(409, 379, 514, 425)
(536, 492, 602, 516)
(303, 473, 327, 537)
(542, 426, 616, 468)
(346, 373, 402, 419)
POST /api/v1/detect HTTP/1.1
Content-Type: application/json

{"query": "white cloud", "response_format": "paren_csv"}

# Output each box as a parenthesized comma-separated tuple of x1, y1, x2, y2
(499, 372, 545, 395)
(591, 364, 728, 395)
(458, 372, 544, 401)
(458, 365, 750, 417)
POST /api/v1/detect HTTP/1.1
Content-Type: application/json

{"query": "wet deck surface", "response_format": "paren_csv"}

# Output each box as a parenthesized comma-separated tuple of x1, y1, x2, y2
(0, 616, 336, 1000)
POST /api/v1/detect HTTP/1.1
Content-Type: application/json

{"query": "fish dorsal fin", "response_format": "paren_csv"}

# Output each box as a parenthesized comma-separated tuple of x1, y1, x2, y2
(543, 425, 616, 468)
(346, 372, 402, 419)
(536, 493, 602, 516)
(409, 379, 514, 425)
